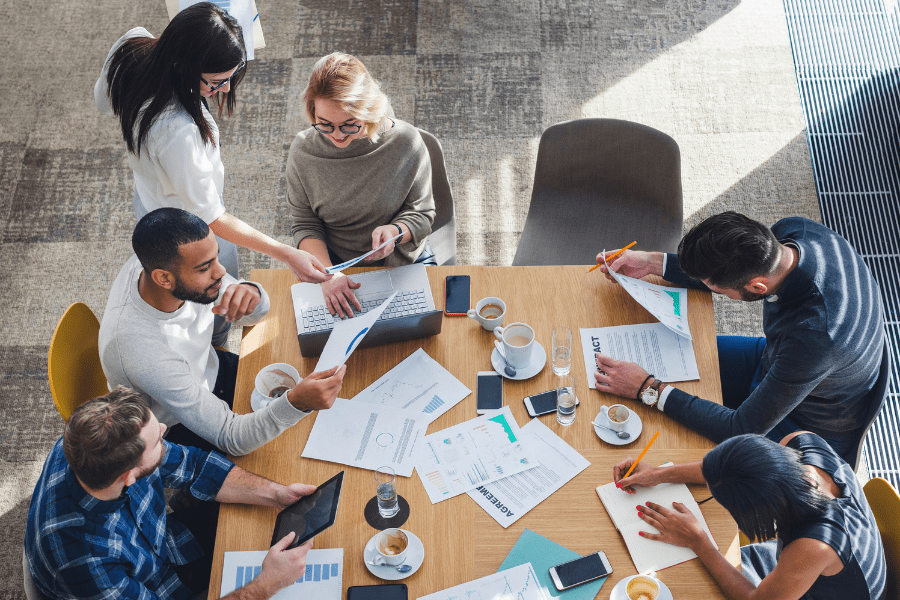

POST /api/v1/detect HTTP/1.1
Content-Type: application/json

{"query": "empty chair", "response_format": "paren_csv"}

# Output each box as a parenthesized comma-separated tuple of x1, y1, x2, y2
(863, 477, 900, 598)
(47, 302, 108, 421)
(513, 118, 683, 266)
(418, 128, 457, 265)
(846, 340, 892, 471)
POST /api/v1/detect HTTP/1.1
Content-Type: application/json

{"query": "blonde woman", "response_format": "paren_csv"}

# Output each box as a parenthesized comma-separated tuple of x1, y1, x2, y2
(287, 53, 435, 318)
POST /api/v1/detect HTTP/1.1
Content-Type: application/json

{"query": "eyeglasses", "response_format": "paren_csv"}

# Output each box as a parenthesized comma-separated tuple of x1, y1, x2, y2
(200, 60, 245, 92)
(313, 122, 363, 135)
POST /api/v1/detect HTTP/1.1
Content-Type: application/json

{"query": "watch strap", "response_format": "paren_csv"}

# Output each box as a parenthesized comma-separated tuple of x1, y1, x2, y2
(636, 374, 655, 401)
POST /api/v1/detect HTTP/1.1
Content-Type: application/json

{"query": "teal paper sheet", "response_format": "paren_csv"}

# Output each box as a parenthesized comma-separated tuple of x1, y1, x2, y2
(497, 529, 607, 599)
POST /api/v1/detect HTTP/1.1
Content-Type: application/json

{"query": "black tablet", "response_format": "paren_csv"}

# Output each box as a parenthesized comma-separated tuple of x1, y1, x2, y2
(347, 584, 408, 600)
(271, 471, 344, 549)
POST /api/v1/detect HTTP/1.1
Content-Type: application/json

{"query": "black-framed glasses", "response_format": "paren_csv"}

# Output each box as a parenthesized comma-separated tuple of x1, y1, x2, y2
(200, 60, 245, 92)
(313, 122, 364, 135)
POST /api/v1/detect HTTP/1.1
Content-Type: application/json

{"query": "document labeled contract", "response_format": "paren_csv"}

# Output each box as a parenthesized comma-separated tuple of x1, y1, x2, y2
(302, 398, 424, 476)
(580, 324, 700, 388)
(314, 292, 397, 372)
(418, 562, 548, 600)
(467, 419, 590, 528)
(414, 406, 538, 504)
(221, 548, 343, 600)
(352, 348, 471, 426)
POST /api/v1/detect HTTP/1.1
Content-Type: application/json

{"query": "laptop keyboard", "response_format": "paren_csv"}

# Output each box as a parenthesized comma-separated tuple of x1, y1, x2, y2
(300, 288, 429, 333)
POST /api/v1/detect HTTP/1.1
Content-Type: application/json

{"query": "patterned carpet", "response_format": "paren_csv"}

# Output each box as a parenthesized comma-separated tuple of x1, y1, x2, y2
(0, 0, 818, 595)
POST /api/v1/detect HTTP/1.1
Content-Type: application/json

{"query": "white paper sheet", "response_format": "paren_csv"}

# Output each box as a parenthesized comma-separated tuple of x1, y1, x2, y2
(467, 419, 590, 527)
(326, 234, 403, 273)
(178, 0, 256, 59)
(302, 398, 424, 476)
(414, 406, 538, 504)
(580, 324, 700, 388)
(351, 348, 471, 425)
(221, 549, 343, 599)
(417, 562, 548, 600)
(314, 292, 397, 372)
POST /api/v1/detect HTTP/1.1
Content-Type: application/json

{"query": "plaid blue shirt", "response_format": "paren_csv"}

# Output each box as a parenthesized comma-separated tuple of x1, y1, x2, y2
(25, 438, 234, 600)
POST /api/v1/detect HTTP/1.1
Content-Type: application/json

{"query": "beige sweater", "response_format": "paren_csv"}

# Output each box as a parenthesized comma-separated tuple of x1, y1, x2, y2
(286, 119, 435, 266)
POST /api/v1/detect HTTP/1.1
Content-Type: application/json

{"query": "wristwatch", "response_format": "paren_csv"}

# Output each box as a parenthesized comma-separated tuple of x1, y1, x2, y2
(641, 378, 664, 407)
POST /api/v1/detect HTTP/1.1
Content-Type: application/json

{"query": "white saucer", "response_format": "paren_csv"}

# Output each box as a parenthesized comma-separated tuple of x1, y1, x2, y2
(250, 389, 274, 412)
(491, 341, 547, 380)
(594, 408, 643, 445)
(609, 575, 673, 600)
(363, 529, 424, 580)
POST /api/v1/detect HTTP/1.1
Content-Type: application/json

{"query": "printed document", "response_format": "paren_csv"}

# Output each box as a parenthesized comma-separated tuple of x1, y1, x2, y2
(302, 398, 423, 476)
(414, 406, 538, 504)
(418, 562, 548, 600)
(580, 324, 699, 388)
(314, 292, 397, 371)
(467, 419, 590, 527)
(604, 252, 692, 339)
(221, 548, 343, 600)
(352, 348, 471, 425)
(326, 234, 403, 273)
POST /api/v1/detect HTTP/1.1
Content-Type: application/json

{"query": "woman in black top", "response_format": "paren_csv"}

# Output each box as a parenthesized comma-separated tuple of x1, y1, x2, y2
(613, 433, 885, 599)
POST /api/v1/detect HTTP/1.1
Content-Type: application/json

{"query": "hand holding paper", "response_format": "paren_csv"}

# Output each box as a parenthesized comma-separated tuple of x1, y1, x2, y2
(313, 292, 397, 372)
(326, 234, 403, 273)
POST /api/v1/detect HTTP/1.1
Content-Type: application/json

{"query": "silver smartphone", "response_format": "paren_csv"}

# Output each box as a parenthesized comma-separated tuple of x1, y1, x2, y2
(524, 390, 579, 417)
(476, 371, 503, 414)
(549, 552, 613, 591)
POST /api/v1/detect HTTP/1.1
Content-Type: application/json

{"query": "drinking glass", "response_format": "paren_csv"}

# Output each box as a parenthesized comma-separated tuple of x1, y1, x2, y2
(374, 466, 399, 518)
(552, 326, 572, 375)
(556, 375, 577, 426)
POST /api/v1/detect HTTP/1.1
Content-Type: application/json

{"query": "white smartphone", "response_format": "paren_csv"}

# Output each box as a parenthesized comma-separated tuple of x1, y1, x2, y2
(524, 390, 580, 417)
(549, 552, 613, 591)
(476, 371, 503, 414)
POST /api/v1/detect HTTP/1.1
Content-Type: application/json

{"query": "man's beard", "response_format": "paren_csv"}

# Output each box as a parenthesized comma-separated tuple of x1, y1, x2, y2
(740, 288, 768, 302)
(172, 276, 221, 304)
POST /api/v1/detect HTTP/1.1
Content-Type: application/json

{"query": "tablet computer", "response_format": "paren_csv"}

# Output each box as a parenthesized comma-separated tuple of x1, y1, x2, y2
(347, 584, 408, 600)
(271, 471, 344, 549)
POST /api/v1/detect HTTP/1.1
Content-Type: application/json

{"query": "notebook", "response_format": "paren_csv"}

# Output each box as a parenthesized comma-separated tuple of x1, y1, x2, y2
(595, 480, 717, 573)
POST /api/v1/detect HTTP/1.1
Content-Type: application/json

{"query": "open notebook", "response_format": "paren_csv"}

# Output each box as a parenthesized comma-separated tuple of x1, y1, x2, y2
(596, 480, 717, 574)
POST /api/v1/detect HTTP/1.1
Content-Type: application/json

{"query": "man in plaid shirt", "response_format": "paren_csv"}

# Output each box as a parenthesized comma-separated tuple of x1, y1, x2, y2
(25, 388, 318, 599)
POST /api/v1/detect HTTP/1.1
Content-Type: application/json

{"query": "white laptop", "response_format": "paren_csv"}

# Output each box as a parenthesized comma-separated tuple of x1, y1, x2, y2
(290, 264, 443, 357)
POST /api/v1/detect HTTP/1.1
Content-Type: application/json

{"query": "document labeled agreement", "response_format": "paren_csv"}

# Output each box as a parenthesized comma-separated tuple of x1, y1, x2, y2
(467, 419, 590, 527)
(302, 398, 423, 476)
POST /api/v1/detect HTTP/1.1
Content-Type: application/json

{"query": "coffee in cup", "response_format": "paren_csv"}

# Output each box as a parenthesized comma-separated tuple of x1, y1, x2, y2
(599, 404, 630, 432)
(506, 335, 532, 347)
(467, 297, 507, 331)
(373, 528, 409, 566)
(479, 303, 504, 320)
(255, 363, 300, 403)
(493, 323, 535, 369)
(626, 575, 660, 600)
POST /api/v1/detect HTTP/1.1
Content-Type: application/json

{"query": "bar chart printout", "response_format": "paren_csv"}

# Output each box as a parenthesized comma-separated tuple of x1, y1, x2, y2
(414, 406, 538, 504)
(220, 549, 343, 600)
(417, 562, 549, 600)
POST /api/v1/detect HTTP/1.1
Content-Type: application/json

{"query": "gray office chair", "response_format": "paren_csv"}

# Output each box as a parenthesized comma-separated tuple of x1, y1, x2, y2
(417, 129, 457, 265)
(513, 119, 683, 266)
(23, 552, 52, 600)
(847, 340, 892, 471)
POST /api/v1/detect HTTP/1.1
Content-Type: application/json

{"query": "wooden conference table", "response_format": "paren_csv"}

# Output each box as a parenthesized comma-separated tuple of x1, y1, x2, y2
(209, 266, 740, 599)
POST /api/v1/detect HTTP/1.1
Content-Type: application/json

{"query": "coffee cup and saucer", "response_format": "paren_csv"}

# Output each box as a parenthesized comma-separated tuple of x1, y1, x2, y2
(363, 528, 424, 580)
(251, 363, 300, 412)
(490, 322, 546, 380)
(593, 404, 642, 445)
(610, 574, 673, 600)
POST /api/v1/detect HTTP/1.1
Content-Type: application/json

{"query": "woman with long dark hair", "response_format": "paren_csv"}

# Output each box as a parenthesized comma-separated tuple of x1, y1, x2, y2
(95, 3, 329, 342)
(613, 433, 885, 599)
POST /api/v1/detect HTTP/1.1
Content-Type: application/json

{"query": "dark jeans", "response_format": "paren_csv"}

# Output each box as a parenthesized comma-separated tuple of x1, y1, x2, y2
(169, 495, 220, 596)
(717, 336, 855, 458)
(165, 349, 239, 454)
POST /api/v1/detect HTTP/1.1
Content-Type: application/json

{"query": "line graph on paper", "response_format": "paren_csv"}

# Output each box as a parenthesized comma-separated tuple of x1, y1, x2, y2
(418, 563, 546, 600)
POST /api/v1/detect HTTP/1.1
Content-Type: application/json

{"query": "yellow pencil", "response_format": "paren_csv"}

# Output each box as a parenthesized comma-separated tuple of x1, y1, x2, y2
(588, 241, 637, 273)
(622, 431, 659, 480)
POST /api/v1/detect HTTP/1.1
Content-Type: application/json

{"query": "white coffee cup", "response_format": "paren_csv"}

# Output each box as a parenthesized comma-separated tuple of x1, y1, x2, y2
(255, 363, 300, 400)
(600, 404, 631, 432)
(467, 297, 506, 331)
(493, 323, 534, 369)
(373, 528, 409, 566)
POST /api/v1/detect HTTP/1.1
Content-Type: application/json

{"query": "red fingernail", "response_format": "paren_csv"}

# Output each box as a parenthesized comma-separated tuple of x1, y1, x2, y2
(616, 482, 622, 488)
(636, 506, 641, 510)
(639, 532, 644, 537)
(645, 501, 651, 506)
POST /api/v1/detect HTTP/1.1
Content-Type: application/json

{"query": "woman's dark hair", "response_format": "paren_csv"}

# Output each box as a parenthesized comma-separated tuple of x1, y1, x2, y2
(702, 434, 830, 541)
(678, 212, 780, 289)
(132, 207, 210, 273)
(105, 2, 246, 155)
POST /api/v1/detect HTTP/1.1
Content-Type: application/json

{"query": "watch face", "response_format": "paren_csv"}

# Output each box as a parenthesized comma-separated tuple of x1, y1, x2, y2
(642, 388, 659, 405)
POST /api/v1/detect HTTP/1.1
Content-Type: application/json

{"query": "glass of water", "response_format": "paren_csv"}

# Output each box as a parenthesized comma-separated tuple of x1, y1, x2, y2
(375, 466, 399, 518)
(556, 375, 577, 426)
(552, 327, 572, 376)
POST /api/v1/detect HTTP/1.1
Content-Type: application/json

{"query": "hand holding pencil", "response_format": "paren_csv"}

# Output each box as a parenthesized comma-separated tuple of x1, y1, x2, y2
(590, 242, 666, 282)
(613, 431, 661, 494)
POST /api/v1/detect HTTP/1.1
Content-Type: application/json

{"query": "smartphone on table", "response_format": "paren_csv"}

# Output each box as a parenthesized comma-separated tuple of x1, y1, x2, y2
(549, 551, 613, 591)
(524, 390, 580, 417)
(444, 275, 470, 316)
(476, 371, 503, 414)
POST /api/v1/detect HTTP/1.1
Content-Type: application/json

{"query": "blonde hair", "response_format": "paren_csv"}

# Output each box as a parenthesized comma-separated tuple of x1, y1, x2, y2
(303, 52, 394, 142)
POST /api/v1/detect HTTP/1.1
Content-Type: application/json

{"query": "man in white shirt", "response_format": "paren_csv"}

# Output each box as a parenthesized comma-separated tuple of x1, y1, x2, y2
(100, 208, 345, 456)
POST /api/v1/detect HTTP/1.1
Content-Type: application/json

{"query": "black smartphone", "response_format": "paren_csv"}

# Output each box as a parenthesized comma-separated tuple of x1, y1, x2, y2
(347, 583, 408, 600)
(549, 552, 613, 591)
(444, 275, 470, 316)
(524, 390, 579, 417)
(476, 371, 503, 414)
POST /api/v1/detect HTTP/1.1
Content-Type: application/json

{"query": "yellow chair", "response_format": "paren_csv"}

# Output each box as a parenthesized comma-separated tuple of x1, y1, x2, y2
(47, 302, 108, 421)
(864, 477, 900, 598)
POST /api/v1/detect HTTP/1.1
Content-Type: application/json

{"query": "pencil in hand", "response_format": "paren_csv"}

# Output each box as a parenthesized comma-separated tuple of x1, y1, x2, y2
(622, 430, 660, 480)
(588, 241, 637, 273)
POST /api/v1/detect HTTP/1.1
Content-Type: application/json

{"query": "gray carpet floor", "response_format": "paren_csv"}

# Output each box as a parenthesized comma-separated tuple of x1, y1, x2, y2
(0, 0, 819, 595)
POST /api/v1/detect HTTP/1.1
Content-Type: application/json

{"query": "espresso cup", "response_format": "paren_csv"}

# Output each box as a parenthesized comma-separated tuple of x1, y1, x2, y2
(626, 575, 660, 600)
(467, 297, 507, 331)
(373, 528, 409, 566)
(493, 323, 534, 369)
(254, 363, 300, 400)
(600, 404, 630, 432)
